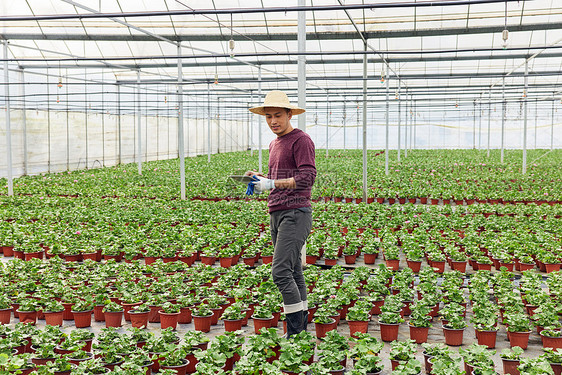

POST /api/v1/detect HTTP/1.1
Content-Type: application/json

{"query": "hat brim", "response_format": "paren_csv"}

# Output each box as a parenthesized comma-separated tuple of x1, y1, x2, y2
(249, 105, 305, 116)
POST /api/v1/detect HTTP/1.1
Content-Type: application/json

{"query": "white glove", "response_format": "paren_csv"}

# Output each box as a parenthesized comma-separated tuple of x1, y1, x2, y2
(252, 176, 275, 193)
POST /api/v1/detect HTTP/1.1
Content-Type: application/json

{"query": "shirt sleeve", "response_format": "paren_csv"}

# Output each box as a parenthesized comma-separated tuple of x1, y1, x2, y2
(292, 135, 316, 190)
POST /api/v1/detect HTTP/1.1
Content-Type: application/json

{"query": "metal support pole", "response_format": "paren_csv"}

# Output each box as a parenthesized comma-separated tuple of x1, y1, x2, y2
(85, 69, 88, 169)
(250, 93, 254, 156)
(66, 72, 69, 170)
(117, 84, 121, 164)
(501, 76, 506, 163)
(326, 90, 329, 157)
(487, 90, 491, 157)
(207, 84, 211, 163)
(101, 77, 105, 166)
(404, 89, 408, 158)
(3, 41, 13, 196)
(47, 72, 51, 173)
(397, 82, 401, 162)
(343, 99, 346, 151)
(550, 93, 555, 151)
(21, 69, 27, 175)
(412, 100, 418, 149)
(136, 70, 142, 174)
(522, 60, 528, 174)
(297, 0, 306, 131)
(258, 68, 263, 173)
(473, 100, 476, 149)
(385, 69, 389, 175)
(478, 94, 482, 150)
(362, 41, 368, 202)
(534, 99, 538, 149)
(177, 45, 186, 200)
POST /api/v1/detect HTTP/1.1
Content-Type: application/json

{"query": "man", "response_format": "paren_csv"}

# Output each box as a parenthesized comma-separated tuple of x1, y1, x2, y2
(246, 90, 316, 337)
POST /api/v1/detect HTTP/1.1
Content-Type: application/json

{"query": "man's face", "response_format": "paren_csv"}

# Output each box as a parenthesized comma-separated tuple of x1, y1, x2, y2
(264, 107, 293, 137)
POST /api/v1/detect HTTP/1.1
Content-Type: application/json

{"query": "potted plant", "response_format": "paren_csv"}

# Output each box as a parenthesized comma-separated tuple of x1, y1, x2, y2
(378, 311, 404, 342)
(505, 312, 533, 350)
(313, 307, 337, 339)
(408, 302, 432, 344)
(0, 294, 12, 325)
(42, 300, 64, 327)
(71, 298, 94, 328)
(160, 345, 190, 375)
(543, 348, 562, 375)
(541, 328, 562, 350)
(192, 304, 213, 333)
(16, 298, 38, 325)
(392, 359, 422, 375)
(346, 301, 370, 338)
(252, 305, 274, 334)
(159, 302, 181, 330)
(442, 314, 466, 346)
(102, 301, 124, 328)
(500, 347, 524, 375)
(517, 357, 555, 375)
(221, 302, 246, 332)
(129, 303, 150, 329)
(459, 343, 496, 375)
(389, 339, 417, 371)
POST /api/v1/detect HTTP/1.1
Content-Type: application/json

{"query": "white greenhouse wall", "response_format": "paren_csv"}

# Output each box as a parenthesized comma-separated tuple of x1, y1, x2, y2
(0, 109, 248, 178)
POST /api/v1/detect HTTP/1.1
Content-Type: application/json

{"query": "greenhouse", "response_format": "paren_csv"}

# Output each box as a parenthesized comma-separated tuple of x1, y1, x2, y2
(0, 1, 562, 374)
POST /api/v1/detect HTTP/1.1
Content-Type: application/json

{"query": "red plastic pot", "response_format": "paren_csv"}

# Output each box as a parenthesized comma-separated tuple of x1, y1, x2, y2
(129, 311, 149, 329)
(193, 314, 213, 332)
(502, 359, 521, 375)
(252, 316, 273, 334)
(72, 310, 93, 328)
(380, 322, 400, 342)
(348, 320, 369, 338)
(409, 324, 429, 344)
(0, 308, 11, 324)
(104, 310, 123, 328)
(508, 331, 531, 350)
(314, 318, 337, 339)
(406, 259, 422, 273)
(442, 325, 464, 346)
(17, 310, 37, 325)
(476, 329, 497, 349)
(159, 310, 180, 330)
(161, 359, 189, 375)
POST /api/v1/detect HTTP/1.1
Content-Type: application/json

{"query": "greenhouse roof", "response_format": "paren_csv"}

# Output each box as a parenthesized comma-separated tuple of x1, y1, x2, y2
(0, 0, 561, 109)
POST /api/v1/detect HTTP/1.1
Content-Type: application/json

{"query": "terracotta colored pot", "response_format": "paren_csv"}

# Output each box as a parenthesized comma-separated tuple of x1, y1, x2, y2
(380, 322, 400, 342)
(178, 306, 192, 324)
(546, 263, 561, 273)
(315, 318, 337, 339)
(409, 324, 429, 344)
(17, 310, 37, 325)
(129, 311, 149, 329)
(261, 255, 273, 264)
(61, 303, 74, 320)
(193, 314, 213, 332)
(363, 253, 377, 265)
(348, 320, 369, 338)
(442, 325, 464, 346)
(406, 259, 422, 273)
(476, 329, 497, 349)
(0, 308, 11, 324)
(344, 254, 357, 264)
(324, 258, 338, 266)
(104, 310, 123, 328)
(551, 363, 562, 375)
(451, 260, 467, 273)
(502, 359, 520, 375)
(93, 305, 105, 322)
(541, 332, 562, 349)
(370, 300, 384, 315)
(72, 310, 93, 328)
(161, 359, 189, 375)
(43, 311, 62, 327)
(508, 331, 531, 350)
(224, 319, 244, 332)
(159, 310, 180, 330)
(148, 305, 161, 323)
(122, 302, 142, 321)
(385, 259, 400, 271)
(252, 316, 273, 334)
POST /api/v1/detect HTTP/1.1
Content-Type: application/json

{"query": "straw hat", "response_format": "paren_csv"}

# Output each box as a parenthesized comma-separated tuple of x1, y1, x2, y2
(249, 90, 305, 116)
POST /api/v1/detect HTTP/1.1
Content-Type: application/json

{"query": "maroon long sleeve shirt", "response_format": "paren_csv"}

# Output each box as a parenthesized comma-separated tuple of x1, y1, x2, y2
(267, 128, 316, 213)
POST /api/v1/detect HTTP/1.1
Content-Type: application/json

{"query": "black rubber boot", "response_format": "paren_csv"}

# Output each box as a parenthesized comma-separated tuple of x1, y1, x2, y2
(302, 310, 309, 332)
(285, 311, 304, 339)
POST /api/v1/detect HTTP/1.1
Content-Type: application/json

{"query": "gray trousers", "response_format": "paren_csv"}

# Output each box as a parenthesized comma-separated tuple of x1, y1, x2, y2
(270, 208, 312, 314)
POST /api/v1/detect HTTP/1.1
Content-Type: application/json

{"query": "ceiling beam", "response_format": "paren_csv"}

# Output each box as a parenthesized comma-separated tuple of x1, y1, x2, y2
(2, 22, 561, 42)
(17, 51, 562, 70)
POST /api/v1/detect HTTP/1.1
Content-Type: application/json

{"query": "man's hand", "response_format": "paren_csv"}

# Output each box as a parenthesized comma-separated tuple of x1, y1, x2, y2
(244, 170, 265, 178)
(251, 175, 275, 193)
